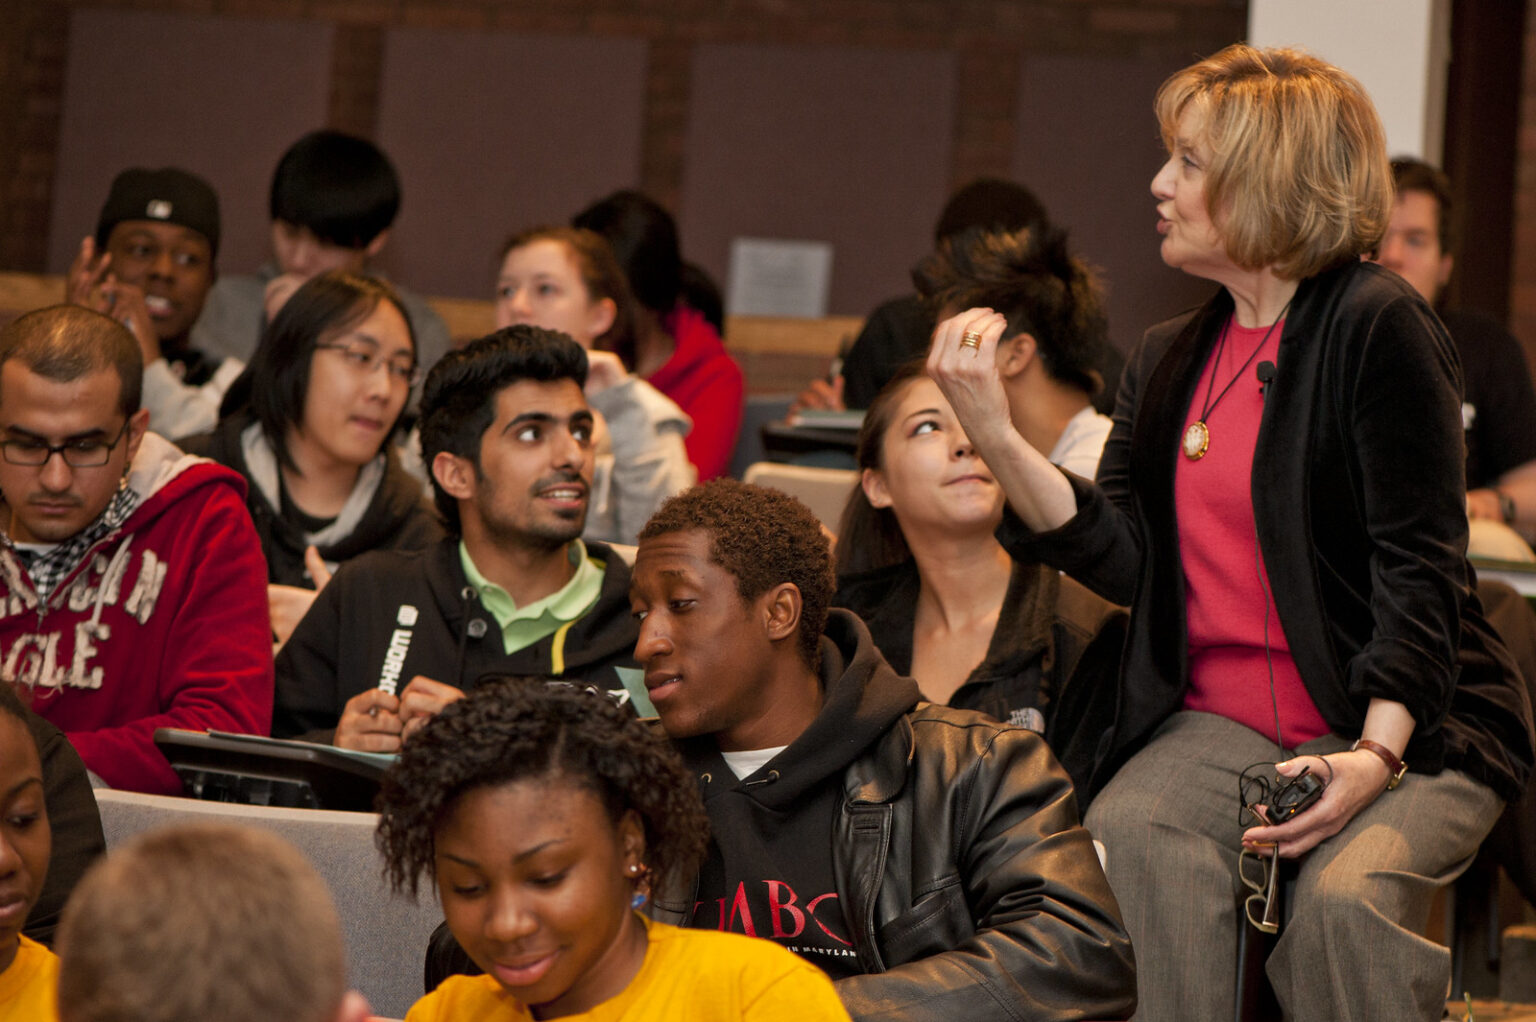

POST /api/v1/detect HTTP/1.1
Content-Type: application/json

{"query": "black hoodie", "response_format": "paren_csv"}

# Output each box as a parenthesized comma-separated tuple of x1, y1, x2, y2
(674, 611, 920, 976)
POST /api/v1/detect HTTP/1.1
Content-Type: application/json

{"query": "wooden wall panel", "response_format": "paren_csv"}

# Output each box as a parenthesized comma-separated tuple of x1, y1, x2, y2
(681, 42, 955, 318)
(1013, 53, 1213, 351)
(374, 28, 647, 298)
(47, 9, 331, 276)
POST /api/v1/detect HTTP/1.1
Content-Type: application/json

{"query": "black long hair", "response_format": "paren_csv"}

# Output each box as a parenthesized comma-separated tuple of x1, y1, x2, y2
(218, 271, 416, 473)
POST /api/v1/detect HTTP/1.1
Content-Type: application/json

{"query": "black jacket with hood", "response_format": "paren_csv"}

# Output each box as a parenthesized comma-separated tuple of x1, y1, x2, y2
(655, 610, 1135, 1022)
(835, 559, 1127, 802)
(181, 413, 443, 587)
(273, 536, 640, 742)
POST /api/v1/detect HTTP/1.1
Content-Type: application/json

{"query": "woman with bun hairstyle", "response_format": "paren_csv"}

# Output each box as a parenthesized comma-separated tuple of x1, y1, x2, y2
(835, 226, 1123, 791)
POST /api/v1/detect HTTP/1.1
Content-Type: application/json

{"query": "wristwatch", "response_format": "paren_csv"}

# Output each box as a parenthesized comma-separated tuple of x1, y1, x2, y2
(1352, 738, 1408, 790)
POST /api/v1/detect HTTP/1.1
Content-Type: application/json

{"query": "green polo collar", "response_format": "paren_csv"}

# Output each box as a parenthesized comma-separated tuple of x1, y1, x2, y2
(458, 539, 604, 656)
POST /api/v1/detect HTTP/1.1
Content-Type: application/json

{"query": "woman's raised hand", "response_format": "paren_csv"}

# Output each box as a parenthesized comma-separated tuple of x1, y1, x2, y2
(926, 308, 1013, 447)
(926, 307, 1079, 532)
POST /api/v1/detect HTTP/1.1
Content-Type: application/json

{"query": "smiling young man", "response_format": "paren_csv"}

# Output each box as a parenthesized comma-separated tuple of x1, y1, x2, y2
(0, 306, 272, 794)
(65, 167, 244, 440)
(274, 326, 642, 750)
(627, 479, 1136, 1022)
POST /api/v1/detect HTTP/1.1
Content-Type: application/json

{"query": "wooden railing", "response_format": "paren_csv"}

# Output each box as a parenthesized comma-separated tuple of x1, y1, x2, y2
(0, 271, 860, 396)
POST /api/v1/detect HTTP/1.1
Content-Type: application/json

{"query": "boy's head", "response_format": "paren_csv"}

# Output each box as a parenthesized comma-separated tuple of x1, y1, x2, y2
(0, 683, 48, 974)
(631, 481, 834, 747)
(56, 822, 369, 1022)
(0, 306, 150, 545)
(418, 326, 593, 537)
(269, 130, 401, 278)
(1371, 157, 1456, 304)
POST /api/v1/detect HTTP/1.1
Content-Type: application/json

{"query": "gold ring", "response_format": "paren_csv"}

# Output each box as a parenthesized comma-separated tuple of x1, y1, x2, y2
(959, 331, 983, 349)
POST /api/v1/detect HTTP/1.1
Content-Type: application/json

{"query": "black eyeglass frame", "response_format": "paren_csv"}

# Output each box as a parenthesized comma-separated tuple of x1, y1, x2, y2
(0, 418, 132, 468)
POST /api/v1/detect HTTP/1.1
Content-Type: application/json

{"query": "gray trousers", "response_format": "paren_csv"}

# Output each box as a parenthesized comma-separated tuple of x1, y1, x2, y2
(1084, 711, 1503, 1022)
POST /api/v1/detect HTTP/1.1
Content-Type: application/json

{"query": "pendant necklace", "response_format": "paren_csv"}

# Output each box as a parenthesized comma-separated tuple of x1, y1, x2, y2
(1182, 298, 1292, 461)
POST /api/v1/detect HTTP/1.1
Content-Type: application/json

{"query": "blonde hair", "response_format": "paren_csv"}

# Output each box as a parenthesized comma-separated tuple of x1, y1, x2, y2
(56, 823, 347, 1022)
(1155, 44, 1392, 280)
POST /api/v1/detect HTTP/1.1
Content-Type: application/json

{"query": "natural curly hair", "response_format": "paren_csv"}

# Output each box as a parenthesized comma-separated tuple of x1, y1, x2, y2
(375, 678, 709, 900)
(638, 478, 834, 671)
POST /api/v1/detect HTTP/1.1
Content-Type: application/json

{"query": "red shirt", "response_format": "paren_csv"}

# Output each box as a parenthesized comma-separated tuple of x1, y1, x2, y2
(653, 307, 744, 481)
(1175, 316, 1330, 749)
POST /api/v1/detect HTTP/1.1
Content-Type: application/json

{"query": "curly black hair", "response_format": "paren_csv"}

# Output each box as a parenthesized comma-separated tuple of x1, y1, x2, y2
(914, 223, 1108, 397)
(638, 479, 834, 671)
(375, 678, 709, 900)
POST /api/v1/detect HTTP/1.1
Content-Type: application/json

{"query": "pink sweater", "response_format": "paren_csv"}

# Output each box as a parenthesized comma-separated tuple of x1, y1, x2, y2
(1175, 316, 1330, 749)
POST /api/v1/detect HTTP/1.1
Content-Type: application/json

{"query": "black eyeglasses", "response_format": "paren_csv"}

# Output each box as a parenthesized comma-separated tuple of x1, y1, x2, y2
(0, 420, 130, 468)
(315, 342, 421, 387)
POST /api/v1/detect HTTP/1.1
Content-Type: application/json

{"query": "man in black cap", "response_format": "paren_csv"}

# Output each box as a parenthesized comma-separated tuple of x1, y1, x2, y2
(66, 166, 241, 439)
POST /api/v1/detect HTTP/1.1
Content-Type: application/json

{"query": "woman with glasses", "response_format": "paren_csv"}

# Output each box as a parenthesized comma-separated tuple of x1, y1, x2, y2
(183, 271, 441, 645)
(929, 45, 1533, 1020)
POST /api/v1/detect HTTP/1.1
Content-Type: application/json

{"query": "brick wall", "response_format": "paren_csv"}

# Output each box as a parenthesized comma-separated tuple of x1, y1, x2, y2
(0, 0, 1245, 275)
(1512, 0, 1536, 358)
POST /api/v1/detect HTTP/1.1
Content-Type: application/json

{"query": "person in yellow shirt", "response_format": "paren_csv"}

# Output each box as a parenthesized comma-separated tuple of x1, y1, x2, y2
(0, 682, 58, 1021)
(377, 679, 851, 1021)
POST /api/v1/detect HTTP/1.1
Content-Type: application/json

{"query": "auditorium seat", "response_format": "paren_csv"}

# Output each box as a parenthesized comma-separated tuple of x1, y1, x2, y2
(93, 789, 439, 1020)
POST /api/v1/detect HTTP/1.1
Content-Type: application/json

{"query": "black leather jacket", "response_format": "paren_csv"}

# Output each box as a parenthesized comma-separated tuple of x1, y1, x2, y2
(654, 611, 1137, 1022)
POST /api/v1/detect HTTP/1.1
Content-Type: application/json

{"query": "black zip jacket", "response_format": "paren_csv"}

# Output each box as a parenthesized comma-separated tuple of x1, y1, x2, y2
(273, 537, 640, 742)
(835, 559, 1127, 803)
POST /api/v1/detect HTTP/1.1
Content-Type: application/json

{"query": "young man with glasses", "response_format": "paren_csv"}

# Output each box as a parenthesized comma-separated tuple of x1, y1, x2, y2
(0, 305, 273, 794)
(273, 326, 641, 751)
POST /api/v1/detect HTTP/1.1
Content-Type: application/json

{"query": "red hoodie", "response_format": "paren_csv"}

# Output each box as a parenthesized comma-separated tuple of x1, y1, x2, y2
(2, 434, 273, 794)
(652, 307, 745, 481)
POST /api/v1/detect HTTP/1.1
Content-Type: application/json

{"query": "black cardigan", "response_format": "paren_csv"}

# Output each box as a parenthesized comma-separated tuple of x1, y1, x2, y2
(1001, 260, 1534, 803)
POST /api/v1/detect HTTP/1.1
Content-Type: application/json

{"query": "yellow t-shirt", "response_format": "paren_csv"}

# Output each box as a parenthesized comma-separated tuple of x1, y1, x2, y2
(405, 918, 849, 1022)
(0, 935, 59, 1022)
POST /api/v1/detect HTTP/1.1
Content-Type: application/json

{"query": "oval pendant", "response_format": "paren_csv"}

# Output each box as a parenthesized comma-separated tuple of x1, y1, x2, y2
(1183, 420, 1209, 460)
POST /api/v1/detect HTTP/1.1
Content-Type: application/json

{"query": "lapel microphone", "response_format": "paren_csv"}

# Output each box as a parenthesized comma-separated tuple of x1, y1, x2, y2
(1257, 361, 1277, 397)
